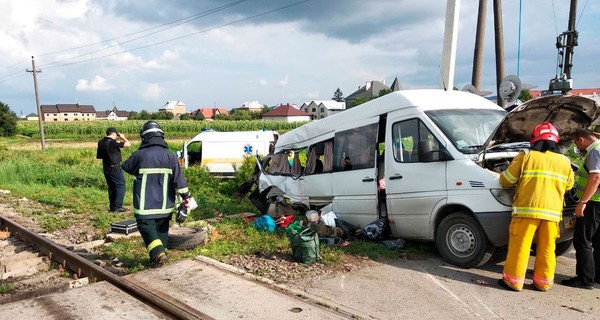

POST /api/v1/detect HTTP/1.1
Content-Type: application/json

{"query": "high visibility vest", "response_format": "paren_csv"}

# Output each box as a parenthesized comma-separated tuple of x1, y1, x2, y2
(500, 150, 574, 222)
(575, 140, 600, 202)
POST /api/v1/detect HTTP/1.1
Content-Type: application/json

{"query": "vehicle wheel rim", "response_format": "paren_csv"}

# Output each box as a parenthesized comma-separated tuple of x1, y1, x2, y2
(446, 223, 476, 258)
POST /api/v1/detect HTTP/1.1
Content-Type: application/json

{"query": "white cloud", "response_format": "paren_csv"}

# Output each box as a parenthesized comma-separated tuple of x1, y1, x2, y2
(278, 75, 289, 87)
(75, 75, 114, 91)
(142, 83, 162, 101)
(306, 91, 319, 99)
(259, 79, 268, 86)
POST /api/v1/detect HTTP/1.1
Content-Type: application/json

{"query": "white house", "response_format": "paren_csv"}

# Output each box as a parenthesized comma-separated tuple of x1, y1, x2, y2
(160, 100, 186, 116)
(237, 101, 264, 112)
(96, 107, 130, 121)
(300, 100, 346, 120)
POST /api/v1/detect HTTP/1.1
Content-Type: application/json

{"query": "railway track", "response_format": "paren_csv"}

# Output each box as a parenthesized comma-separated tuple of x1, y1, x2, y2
(0, 214, 213, 320)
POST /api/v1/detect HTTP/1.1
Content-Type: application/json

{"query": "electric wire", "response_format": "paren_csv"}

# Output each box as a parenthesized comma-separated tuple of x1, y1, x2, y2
(576, 0, 589, 28)
(37, 0, 247, 58)
(42, 0, 311, 71)
(551, 0, 559, 37)
(40, 0, 248, 68)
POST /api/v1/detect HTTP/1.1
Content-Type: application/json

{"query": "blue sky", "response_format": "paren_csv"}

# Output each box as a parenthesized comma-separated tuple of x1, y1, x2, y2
(1, 0, 598, 115)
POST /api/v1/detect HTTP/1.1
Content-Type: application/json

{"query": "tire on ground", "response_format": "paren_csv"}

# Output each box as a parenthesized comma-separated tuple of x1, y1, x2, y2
(532, 238, 573, 256)
(436, 212, 494, 268)
(168, 227, 208, 250)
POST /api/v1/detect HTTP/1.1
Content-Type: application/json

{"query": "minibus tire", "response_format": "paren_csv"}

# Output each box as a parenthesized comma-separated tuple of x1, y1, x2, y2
(531, 239, 573, 256)
(436, 212, 494, 268)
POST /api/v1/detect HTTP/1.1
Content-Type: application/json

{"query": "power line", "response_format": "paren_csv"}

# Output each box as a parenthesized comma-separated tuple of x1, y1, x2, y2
(40, 0, 248, 68)
(43, 0, 311, 71)
(576, 0, 589, 28)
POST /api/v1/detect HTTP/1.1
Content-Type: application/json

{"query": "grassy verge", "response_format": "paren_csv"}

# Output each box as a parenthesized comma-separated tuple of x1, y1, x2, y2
(0, 283, 14, 294)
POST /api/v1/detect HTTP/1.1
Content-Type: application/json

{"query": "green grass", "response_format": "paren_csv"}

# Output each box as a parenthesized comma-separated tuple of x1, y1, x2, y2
(0, 283, 14, 294)
(101, 238, 151, 273)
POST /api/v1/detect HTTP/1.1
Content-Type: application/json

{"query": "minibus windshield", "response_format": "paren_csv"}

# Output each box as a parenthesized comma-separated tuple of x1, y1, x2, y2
(426, 109, 507, 154)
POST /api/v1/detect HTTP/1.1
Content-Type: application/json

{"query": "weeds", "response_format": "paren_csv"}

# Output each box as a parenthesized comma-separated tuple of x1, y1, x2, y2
(0, 283, 14, 294)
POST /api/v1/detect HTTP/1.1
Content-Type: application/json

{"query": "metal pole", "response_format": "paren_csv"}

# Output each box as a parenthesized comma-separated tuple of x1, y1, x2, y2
(28, 56, 46, 149)
(516, 0, 522, 77)
(440, 0, 461, 90)
(563, 0, 578, 79)
(471, 0, 487, 90)
(493, 0, 505, 108)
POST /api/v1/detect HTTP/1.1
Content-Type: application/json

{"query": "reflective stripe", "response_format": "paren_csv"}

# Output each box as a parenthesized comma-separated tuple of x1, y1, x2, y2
(139, 168, 173, 174)
(521, 170, 569, 182)
(177, 187, 189, 194)
(502, 170, 518, 184)
(512, 207, 562, 219)
(533, 273, 553, 285)
(140, 171, 148, 211)
(162, 173, 169, 210)
(575, 141, 600, 201)
(134, 208, 174, 215)
(147, 239, 163, 252)
(503, 271, 524, 285)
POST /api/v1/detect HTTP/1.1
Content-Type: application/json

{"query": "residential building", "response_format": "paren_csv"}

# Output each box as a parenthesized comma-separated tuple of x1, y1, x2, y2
(96, 107, 130, 121)
(237, 101, 264, 113)
(189, 108, 230, 120)
(300, 100, 346, 120)
(40, 104, 96, 122)
(345, 77, 402, 109)
(261, 104, 310, 123)
(26, 113, 39, 121)
(160, 100, 186, 116)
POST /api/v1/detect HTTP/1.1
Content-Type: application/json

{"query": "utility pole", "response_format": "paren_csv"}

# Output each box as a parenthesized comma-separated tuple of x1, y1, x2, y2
(563, 0, 578, 80)
(26, 56, 46, 149)
(471, 0, 487, 90)
(440, 0, 461, 90)
(493, 0, 506, 108)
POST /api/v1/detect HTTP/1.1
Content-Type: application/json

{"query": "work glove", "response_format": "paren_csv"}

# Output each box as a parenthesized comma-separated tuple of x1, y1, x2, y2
(175, 203, 188, 224)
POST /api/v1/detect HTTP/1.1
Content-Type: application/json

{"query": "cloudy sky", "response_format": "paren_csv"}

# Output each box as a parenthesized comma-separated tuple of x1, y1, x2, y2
(1, 0, 598, 115)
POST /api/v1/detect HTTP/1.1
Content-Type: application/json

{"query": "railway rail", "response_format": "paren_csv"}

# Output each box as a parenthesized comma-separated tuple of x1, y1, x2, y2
(0, 214, 213, 320)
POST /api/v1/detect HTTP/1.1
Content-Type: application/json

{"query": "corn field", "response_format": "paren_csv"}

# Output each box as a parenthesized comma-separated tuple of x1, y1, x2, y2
(17, 120, 307, 138)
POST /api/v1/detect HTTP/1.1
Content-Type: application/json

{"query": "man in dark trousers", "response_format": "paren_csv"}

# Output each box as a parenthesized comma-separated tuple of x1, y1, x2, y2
(96, 127, 130, 212)
(122, 121, 191, 267)
(562, 128, 600, 289)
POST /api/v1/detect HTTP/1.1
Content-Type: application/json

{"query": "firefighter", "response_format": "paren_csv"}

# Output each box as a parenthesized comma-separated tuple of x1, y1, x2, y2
(498, 122, 574, 291)
(122, 121, 191, 267)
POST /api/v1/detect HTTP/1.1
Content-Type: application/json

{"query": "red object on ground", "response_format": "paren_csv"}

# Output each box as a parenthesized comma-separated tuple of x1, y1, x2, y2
(276, 215, 295, 228)
(339, 241, 350, 247)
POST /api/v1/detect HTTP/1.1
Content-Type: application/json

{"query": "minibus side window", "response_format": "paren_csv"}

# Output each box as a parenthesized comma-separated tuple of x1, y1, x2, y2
(305, 140, 332, 175)
(333, 123, 378, 171)
(392, 119, 442, 163)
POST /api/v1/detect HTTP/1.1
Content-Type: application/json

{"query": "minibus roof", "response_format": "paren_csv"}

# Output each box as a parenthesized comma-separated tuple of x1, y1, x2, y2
(275, 89, 503, 152)
(188, 130, 278, 144)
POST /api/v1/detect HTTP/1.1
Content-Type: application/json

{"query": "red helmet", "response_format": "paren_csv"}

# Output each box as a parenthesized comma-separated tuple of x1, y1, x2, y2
(530, 122, 559, 144)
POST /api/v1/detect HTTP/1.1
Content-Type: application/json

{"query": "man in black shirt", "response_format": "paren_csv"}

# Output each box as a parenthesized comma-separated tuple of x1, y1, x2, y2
(97, 127, 131, 212)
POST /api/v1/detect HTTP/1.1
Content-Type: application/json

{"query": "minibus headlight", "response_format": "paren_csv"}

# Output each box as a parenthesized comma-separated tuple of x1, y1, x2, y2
(490, 189, 513, 207)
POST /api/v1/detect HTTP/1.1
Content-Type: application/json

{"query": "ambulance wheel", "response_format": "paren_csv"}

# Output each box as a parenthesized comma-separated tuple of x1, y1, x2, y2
(436, 212, 494, 268)
(168, 227, 208, 250)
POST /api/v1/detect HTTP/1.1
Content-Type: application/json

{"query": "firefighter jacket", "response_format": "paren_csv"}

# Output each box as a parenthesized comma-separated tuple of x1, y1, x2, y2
(500, 150, 574, 222)
(122, 139, 189, 219)
(575, 140, 600, 201)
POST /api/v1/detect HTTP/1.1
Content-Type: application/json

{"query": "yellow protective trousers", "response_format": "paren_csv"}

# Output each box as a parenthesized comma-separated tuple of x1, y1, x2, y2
(502, 217, 559, 291)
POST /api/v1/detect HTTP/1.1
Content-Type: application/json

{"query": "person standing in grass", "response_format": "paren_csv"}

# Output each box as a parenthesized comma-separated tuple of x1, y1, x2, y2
(122, 121, 190, 267)
(96, 127, 130, 213)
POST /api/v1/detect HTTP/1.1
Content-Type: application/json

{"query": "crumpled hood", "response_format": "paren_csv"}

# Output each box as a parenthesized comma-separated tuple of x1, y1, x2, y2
(482, 95, 600, 150)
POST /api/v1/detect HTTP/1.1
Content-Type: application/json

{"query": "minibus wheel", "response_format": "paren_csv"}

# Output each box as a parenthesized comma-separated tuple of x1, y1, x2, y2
(436, 212, 494, 268)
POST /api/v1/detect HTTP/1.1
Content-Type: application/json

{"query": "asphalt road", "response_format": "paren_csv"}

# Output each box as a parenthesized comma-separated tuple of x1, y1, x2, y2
(290, 246, 600, 320)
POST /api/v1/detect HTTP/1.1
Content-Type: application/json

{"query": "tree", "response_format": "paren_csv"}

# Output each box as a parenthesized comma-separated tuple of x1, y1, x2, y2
(0, 101, 17, 137)
(519, 89, 532, 103)
(378, 88, 391, 97)
(352, 97, 371, 107)
(139, 110, 151, 120)
(332, 88, 344, 102)
(179, 113, 191, 120)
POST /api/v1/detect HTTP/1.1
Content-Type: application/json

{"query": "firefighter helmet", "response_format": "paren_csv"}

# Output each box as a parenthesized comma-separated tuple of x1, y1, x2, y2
(530, 122, 559, 144)
(140, 121, 164, 141)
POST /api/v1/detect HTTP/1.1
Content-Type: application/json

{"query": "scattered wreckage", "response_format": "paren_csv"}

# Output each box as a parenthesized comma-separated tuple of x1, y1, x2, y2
(238, 90, 600, 268)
